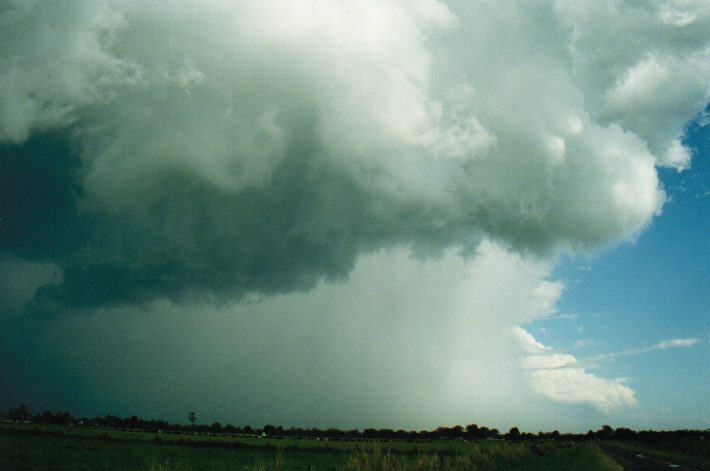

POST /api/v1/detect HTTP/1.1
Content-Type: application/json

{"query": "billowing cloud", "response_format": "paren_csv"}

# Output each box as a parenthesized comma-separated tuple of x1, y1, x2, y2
(1, 0, 708, 430)
(525, 367, 638, 413)
(514, 330, 704, 412)
(554, 0, 710, 168)
(516, 327, 638, 412)
(2, 0, 708, 311)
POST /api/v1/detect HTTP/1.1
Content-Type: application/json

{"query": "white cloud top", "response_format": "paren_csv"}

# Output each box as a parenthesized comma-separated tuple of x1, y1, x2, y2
(3, 2, 708, 309)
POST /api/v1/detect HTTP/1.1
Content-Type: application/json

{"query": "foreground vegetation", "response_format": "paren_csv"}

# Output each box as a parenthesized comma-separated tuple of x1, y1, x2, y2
(2, 406, 707, 470)
(0, 425, 605, 470)
(336, 441, 623, 471)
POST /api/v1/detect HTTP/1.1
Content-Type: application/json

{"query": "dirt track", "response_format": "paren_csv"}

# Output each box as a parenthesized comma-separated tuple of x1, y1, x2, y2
(599, 443, 708, 471)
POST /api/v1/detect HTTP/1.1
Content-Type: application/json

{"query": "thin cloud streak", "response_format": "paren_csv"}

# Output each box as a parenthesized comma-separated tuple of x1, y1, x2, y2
(577, 338, 701, 367)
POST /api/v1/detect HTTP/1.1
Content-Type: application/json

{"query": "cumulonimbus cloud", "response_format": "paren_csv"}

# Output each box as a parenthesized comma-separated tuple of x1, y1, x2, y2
(1, 0, 709, 310)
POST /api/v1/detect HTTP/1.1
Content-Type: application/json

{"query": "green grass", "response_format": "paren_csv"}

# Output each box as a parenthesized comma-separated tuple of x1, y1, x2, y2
(0, 422, 503, 453)
(337, 441, 564, 470)
(520, 442, 621, 471)
(0, 428, 346, 470)
(335, 441, 625, 471)
(0, 424, 628, 470)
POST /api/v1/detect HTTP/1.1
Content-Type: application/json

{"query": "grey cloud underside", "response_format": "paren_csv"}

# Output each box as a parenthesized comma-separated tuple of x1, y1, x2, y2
(1, 128, 647, 310)
(2, 134, 367, 308)
(1, 132, 528, 310)
(2, 0, 709, 311)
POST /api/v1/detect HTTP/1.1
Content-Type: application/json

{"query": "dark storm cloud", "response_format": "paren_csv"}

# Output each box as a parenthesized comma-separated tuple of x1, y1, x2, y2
(1, 0, 708, 313)
(2, 0, 709, 434)
(13, 138, 483, 311)
(27, 144, 377, 309)
(0, 134, 87, 260)
(1, 132, 466, 311)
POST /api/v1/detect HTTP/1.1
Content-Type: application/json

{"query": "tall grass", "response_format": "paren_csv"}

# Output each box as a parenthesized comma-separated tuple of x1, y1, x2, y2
(143, 441, 561, 471)
(148, 447, 286, 471)
(249, 447, 285, 471)
(149, 459, 193, 471)
(337, 441, 561, 471)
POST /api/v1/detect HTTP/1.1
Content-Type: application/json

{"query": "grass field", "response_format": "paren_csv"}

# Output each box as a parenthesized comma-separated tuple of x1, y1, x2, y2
(520, 442, 621, 471)
(1, 423, 704, 470)
(2, 426, 342, 470)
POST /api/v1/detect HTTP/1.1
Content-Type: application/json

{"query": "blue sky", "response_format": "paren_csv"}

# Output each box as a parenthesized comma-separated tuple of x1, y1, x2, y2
(530, 114, 709, 430)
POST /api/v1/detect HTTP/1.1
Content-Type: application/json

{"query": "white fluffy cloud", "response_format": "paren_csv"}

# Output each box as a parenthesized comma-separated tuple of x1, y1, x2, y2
(515, 327, 638, 412)
(514, 330, 704, 412)
(553, 0, 710, 168)
(525, 367, 638, 413)
(3, 0, 708, 310)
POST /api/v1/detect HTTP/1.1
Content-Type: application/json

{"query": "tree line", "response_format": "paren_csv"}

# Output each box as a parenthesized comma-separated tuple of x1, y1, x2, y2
(3, 404, 706, 443)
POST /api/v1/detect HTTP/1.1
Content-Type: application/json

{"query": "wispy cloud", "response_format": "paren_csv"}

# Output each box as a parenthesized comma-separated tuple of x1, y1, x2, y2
(573, 338, 593, 349)
(579, 338, 700, 367)
(655, 338, 699, 349)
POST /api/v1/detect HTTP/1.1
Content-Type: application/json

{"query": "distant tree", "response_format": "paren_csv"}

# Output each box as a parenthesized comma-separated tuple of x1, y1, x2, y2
(188, 411, 196, 427)
(8, 404, 30, 422)
(465, 424, 479, 438)
(506, 427, 520, 440)
(39, 410, 53, 422)
(54, 412, 72, 425)
(363, 428, 378, 439)
(596, 425, 614, 439)
(211, 422, 222, 432)
(613, 427, 636, 440)
(475, 426, 499, 439)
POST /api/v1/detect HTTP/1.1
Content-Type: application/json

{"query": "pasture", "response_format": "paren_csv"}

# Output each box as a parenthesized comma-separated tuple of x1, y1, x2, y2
(0, 422, 632, 470)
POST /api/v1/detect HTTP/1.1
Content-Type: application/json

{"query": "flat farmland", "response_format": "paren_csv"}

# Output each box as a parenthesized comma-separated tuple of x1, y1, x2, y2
(1, 423, 634, 470)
